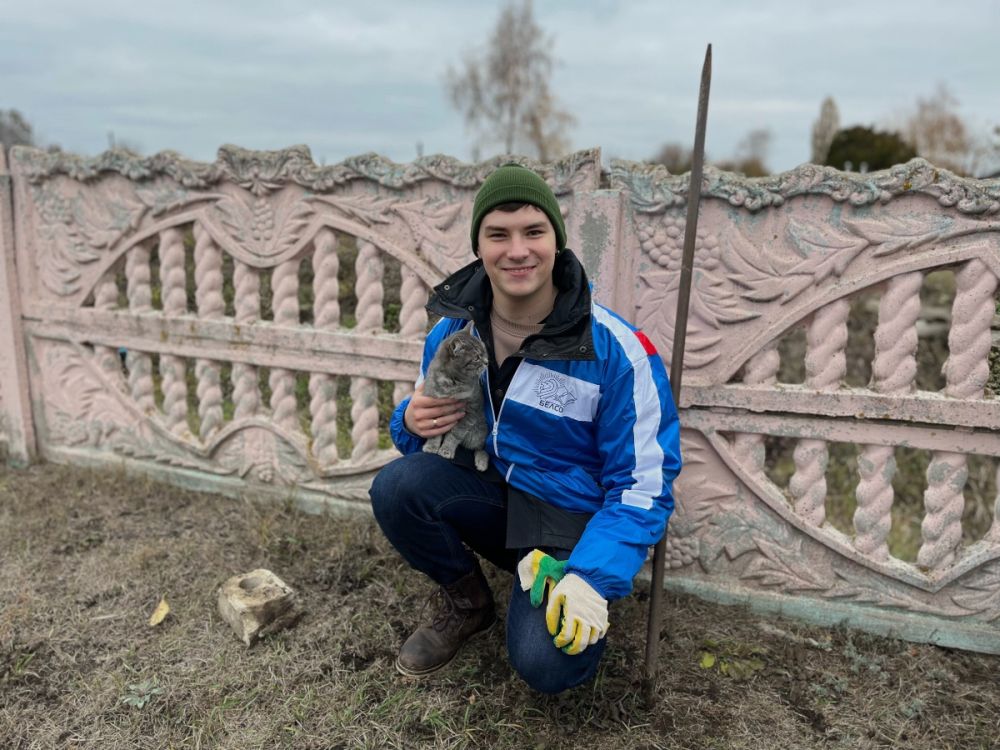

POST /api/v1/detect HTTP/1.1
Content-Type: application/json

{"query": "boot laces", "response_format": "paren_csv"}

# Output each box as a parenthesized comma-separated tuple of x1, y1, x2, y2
(423, 586, 462, 633)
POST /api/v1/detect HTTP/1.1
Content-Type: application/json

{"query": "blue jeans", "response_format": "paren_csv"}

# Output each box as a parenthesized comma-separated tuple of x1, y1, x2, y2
(370, 452, 606, 694)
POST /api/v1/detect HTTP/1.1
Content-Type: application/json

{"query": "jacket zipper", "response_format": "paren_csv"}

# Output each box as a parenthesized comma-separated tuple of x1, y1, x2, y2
(483, 356, 507, 458)
(476, 322, 508, 460)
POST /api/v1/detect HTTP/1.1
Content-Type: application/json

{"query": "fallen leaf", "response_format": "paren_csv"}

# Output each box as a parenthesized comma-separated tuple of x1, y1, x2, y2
(148, 596, 170, 627)
(699, 651, 717, 669)
(721, 656, 765, 681)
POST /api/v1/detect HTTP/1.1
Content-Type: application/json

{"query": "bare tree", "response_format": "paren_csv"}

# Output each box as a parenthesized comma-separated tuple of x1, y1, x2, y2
(446, 0, 575, 161)
(650, 129, 772, 176)
(900, 84, 971, 174)
(0, 109, 35, 148)
(716, 128, 772, 176)
(890, 84, 1000, 176)
(648, 143, 692, 174)
(811, 96, 840, 164)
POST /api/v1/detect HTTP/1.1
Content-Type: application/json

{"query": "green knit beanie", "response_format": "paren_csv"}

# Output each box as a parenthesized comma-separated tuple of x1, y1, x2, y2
(470, 163, 566, 255)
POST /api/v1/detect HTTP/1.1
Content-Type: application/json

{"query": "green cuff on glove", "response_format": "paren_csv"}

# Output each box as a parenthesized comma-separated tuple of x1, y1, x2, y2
(529, 553, 567, 607)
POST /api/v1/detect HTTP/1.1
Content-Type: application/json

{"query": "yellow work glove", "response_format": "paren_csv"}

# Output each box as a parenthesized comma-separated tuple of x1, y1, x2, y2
(544, 573, 609, 656)
(516, 549, 567, 607)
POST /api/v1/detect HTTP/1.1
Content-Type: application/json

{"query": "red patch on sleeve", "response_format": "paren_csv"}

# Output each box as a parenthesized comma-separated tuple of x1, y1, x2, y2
(634, 330, 658, 356)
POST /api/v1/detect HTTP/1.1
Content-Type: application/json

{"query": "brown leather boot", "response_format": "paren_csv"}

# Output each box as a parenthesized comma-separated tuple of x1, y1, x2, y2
(395, 565, 496, 676)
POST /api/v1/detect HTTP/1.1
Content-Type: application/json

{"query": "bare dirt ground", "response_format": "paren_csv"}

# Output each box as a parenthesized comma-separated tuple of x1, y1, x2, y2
(2, 461, 999, 750)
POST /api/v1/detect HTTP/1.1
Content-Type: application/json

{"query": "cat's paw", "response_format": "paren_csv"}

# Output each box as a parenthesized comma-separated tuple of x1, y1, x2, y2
(474, 450, 489, 472)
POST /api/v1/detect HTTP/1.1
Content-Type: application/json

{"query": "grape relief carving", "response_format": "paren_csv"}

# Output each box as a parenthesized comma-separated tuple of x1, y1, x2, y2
(634, 212, 754, 369)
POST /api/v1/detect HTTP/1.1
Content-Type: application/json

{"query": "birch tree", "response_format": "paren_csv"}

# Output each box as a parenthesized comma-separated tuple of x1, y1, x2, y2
(446, 0, 574, 161)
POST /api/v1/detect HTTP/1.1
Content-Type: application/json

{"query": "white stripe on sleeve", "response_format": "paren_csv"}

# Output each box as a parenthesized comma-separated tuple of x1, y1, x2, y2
(592, 306, 665, 510)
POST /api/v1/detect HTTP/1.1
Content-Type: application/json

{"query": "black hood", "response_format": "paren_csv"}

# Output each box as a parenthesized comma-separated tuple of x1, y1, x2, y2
(426, 249, 595, 361)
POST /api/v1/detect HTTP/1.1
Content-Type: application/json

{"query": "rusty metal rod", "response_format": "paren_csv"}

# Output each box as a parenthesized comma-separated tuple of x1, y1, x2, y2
(643, 43, 712, 704)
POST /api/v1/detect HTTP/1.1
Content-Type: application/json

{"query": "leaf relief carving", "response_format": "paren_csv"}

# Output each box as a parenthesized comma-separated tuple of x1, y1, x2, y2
(950, 561, 1000, 621)
(299, 474, 381, 503)
(828, 567, 975, 618)
(135, 183, 224, 217)
(785, 218, 870, 283)
(42, 344, 132, 447)
(844, 214, 965, 257)
(739, 536, 832, 593)
(721, 225, 805, 303)
(39, 342, 230, 474)
(34, 182, 148, 296)
(635, 270, 744, 371)
(392, 199, 467, 275)
(308, 194, 395, 227)
(724, 213, 1000, 309)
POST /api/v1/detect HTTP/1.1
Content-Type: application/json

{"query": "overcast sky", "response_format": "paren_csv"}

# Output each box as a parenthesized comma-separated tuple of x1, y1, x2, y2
(3, 0, 998, 174)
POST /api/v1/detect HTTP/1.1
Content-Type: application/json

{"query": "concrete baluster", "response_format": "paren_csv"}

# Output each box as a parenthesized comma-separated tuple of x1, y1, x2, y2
(158, 227, 189, 436)
(232, 261, 261, 419)
(732, 343, 779, 474)
(942, 259, 997, 400)
(309, 228, 341, 467)
(988, 463, 1000, 542)
(93, 273, 124, 388)
(124, 244, 156, 413)
(269, 257, 300, 432)
(854, 271, 922, 560)
(193, 221, 224, 440)
(350, 240, 383, 460)
(919, 259, 998, 569)
(789, 297, 849, 526)
(393, 264, 428, 406)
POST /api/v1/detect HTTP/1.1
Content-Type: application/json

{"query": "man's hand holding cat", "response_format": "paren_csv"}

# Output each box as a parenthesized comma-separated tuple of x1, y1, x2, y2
(403, 384, 467, 438)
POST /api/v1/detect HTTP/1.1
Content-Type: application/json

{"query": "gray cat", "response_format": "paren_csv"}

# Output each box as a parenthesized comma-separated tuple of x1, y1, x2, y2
(421, 329, 490, 471)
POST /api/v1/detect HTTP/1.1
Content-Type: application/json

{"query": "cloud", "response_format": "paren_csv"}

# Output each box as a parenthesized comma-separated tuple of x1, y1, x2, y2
(3, 0, 997, 172)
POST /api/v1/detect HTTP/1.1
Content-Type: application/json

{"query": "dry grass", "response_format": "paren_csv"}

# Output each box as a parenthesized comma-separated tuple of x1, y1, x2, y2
(2, 461, 999, 750)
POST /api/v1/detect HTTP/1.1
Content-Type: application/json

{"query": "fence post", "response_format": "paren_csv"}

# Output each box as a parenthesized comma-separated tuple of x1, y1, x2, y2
(0, 146, 36, 465)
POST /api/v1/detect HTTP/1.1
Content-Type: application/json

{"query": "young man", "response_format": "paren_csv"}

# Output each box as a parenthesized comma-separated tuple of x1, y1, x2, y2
(370, 163, 681, 694)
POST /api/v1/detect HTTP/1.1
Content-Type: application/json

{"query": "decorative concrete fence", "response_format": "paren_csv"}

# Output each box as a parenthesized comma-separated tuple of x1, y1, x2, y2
(1, 144, 999, 653)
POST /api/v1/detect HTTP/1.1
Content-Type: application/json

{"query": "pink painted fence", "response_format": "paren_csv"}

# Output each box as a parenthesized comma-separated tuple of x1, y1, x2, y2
(2, 144, 999, 652)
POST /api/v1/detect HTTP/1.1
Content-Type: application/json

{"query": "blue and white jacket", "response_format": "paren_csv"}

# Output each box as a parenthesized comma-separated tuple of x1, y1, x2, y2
(389, 250, 682, 601)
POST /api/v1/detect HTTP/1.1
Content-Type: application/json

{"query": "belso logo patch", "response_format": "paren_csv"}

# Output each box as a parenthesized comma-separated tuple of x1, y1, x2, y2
(534, 372, 577, 414)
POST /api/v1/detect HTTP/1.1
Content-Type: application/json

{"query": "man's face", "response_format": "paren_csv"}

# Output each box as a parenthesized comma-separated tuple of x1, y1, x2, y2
(477, 204, 558, 316)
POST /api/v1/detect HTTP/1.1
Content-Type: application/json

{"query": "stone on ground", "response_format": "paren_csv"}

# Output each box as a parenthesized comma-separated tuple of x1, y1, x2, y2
(217, 569, 303, 645)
